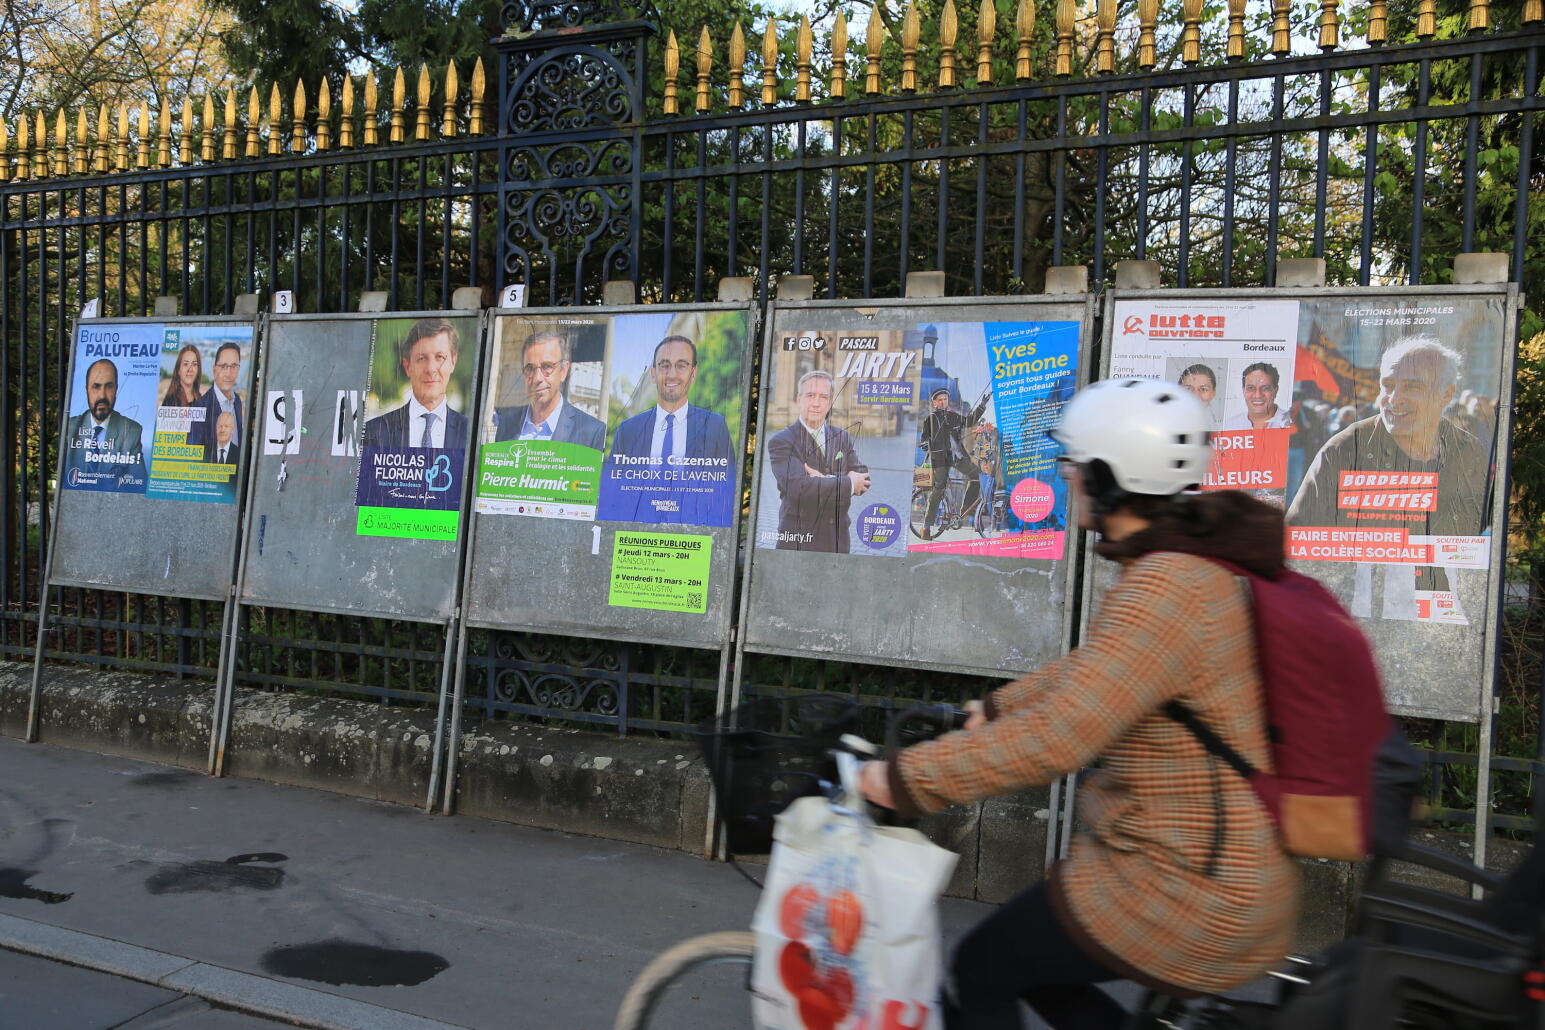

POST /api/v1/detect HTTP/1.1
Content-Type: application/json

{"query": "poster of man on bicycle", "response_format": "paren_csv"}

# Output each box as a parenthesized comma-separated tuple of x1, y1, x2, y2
(752, 319, 1081, 560)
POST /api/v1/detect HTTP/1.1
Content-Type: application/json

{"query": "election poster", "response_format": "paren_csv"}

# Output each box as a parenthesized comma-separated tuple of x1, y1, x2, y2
(61, 323, 159, 494)
(353, 315, 479, 541)
(1284, 295, 1503, 629)
(1109, 299, 1300, 506)
(473, 309, 747, 526)
(145, 325, 255, 503)
(1109, 293, 1505, 631)
(752, 320, 1078, 559)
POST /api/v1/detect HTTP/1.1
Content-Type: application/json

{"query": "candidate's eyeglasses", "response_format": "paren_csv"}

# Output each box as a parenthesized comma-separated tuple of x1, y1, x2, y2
(654, 360, 695, 374)
(523, 361, 565, 378)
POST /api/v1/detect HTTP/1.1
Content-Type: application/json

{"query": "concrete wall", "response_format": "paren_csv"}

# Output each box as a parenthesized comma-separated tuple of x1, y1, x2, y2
(0, 660, 1356, 942)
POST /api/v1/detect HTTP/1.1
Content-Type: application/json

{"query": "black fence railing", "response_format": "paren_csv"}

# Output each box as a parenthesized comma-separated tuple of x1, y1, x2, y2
(2, 5, 1541, 826)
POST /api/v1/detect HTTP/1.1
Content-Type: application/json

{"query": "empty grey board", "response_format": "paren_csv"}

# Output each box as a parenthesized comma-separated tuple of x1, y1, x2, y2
(1095, 285, 1519, 722)
(741, 297, 1095, 676)
(238, 312, 483, 623)
(50, 317, 258, 602)
(462, 303, 755, 649)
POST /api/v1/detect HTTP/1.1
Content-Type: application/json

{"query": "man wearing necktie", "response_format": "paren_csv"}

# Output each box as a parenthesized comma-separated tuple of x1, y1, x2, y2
(207, 411, 240, 485)
(362, 318, 470, 451)
(63, 357, 146, 491)
(190, 343, 246, 450)
(601, 334, 736, 523)
(767, 369, 871, 552)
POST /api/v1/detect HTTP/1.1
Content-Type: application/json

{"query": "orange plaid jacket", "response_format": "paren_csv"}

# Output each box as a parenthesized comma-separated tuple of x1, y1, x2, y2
(890, 551, 1298, 995)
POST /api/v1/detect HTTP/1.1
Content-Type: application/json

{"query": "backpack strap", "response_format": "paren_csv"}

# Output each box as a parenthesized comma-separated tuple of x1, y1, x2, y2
(1161, 700, 1257, 781)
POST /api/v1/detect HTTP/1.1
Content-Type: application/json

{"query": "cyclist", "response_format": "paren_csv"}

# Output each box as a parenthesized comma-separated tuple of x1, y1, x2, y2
(859, 378, 1298, 1028)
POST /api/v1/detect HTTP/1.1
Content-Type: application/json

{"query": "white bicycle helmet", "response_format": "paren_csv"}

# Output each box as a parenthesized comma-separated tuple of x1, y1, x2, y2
(1051, 378, 1212, 499)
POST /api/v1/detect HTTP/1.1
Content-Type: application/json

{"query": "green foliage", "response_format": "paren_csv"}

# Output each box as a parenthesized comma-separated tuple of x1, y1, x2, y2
(211, 0, 366, 89)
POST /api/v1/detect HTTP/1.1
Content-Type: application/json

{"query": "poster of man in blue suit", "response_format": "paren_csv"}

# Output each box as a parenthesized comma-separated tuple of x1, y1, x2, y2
(596, 333, 738, 525)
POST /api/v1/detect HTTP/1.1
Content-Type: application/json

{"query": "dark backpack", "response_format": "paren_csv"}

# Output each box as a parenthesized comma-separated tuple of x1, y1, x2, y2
(1163, 558, 1391, 861)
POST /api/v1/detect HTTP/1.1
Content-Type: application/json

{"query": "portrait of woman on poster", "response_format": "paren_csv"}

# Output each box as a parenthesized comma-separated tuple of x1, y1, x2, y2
(161, 344, 204, 408)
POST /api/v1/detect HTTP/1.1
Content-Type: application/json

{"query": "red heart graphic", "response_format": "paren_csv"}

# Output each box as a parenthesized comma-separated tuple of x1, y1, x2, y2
(779, 942, 855, 1029)
(780, 883, 821, 940)
(880, 1000, 928, 1030)
(827, 890, 863, 955)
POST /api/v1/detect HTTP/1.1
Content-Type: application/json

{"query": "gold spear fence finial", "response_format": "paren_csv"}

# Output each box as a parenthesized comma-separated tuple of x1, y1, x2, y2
(116, 104, 131, 169)
(1054, 0, 1074, 77)
(471, 58, 487, 135)
(56, 110, 70, 175)
(1368, 0, 1388, 44)
(0, 120, 9, 183)
(97, 104, 111, 171)
(15, 115, 28, 180)
(901, 4, 920, 92)
(179, 96, 193, 165)
(202, 94, 216, 162)
(222, 88, 236, 160)
(135, 105, 150, 169)
(762, 18, 779, 106)
(698, 26, 714, 112)
(341, 75, 356, 147)
(938, 0, 959, 89)
(1015, 0, 1035, 80)
(415, 64, 431, 140)
(440, 63, 457, 137)
(1138, 0, 1158, 68)
(831, 12, 849, 98)
(1095, 0, 1116, 74)
(245, 87, 260, 157)
(267, 82, 282, 155)
(1182, 0, 1205, 65)
(729, 22, 747, 108)
(76, 108, 90, 173)
(157, 98, 172, 167)
(52, 110, 67, 175)
(1467, 0, 1489, 34)
(390, 67, 406, 143)
(866, 7, 884, 95)
(1227, 0, 1247, 60)
(1525, 0, 1543, 24)
(364, 70, 379, 145)
(977, 0, 995, 85)
(797, 16, 813, 102)
(1272, 0, 1292, 54)
(293, 78, 308, 152)
(1416, 0, 1436, 39)
(34, 110, 48, 178)
(318, 78, 333, 150)
(663, 31, 680, 114)
(1318, 0, 1340, 51)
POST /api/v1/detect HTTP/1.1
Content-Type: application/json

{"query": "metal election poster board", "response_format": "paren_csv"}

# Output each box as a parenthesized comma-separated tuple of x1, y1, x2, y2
(459, 302, 756, 650)
(235, 311, 484, 623)
(1093, 285, 1520, 723)
(45, 316, 259, 601)
(738, 296, 1096, 679)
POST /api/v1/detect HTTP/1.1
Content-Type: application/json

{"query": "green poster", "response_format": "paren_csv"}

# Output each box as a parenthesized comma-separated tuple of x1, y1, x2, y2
(356, 506, 459, 541)
(474, 439, 603, 520)
(608, 531, 712, 613)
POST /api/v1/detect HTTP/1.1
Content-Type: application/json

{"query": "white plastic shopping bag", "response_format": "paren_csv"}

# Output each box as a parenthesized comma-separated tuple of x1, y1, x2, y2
(750, 793, 958, 1030)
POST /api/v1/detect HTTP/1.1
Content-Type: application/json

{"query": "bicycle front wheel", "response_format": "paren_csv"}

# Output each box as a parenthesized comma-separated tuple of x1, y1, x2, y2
(613, 930, 757, 1030)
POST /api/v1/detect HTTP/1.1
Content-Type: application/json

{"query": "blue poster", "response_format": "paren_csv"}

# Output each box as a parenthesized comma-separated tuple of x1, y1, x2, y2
(61, 323, 160, 494)
(145, 325, 254, 504)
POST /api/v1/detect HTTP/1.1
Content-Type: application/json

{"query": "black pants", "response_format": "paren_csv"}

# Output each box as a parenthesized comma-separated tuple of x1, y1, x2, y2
(945, 881, 1128, 1030)
(926, 454, 981, 527)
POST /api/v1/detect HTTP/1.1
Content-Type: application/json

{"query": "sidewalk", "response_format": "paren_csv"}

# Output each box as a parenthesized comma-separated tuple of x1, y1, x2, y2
(0, 735, 992, 1029)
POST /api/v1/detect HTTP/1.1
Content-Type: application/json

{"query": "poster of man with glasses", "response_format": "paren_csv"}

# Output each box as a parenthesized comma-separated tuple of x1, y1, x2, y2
(474, 310, 746, 525)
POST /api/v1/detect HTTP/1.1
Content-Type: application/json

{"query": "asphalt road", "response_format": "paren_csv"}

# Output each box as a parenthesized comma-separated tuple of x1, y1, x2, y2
(0, 735, 1007, 1029)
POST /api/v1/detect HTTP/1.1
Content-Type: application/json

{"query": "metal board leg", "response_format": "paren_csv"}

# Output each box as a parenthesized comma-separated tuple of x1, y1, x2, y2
(25, 582, 52, 743)
(425, 614, 459, 813)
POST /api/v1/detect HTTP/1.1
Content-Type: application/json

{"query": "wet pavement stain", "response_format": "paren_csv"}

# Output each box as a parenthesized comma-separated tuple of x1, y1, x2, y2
(260, 939, 449, 986)
(145, 853, 289, 895)
(128, 771, 200, 788)
(0, 868, 73, 904)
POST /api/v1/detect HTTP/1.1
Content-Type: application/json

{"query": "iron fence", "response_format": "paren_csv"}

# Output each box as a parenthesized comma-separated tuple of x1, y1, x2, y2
(1, 0, 1541, 823)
